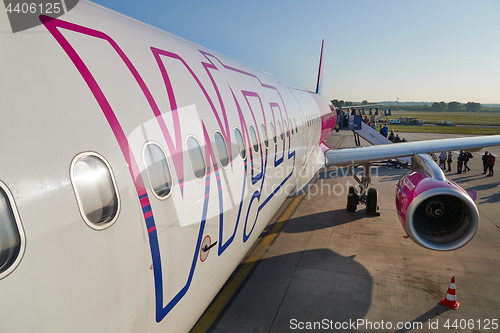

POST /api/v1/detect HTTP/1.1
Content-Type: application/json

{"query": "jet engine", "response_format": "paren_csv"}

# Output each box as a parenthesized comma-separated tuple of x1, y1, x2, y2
(395, 154, 479, 251)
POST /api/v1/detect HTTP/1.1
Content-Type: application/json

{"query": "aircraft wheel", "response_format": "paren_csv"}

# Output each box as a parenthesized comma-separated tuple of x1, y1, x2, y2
(347, 186, 359, 212)
(366, 188, 378, 215)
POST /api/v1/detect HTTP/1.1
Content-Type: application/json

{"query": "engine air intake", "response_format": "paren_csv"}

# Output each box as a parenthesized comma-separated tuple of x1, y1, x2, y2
(414, 195, 469, 243)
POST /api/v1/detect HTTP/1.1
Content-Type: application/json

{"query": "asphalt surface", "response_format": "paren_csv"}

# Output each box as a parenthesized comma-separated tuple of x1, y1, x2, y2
(194, 131, 500, 333)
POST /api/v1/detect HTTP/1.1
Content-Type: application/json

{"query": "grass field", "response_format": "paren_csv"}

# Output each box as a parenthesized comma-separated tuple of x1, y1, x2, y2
(387, 111, 500, 125)
(378, 110, 500, 135)
(385, 124, 500, 135)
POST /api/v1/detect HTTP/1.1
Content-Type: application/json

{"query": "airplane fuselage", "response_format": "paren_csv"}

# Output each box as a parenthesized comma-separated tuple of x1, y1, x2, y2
(0, 2, 335, 332)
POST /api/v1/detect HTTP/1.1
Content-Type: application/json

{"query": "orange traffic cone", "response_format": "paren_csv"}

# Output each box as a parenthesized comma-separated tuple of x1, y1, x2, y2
(440, 276, 460, 309)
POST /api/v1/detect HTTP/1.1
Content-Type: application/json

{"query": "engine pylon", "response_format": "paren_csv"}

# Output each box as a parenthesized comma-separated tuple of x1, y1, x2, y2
(440, 276, 460, 309)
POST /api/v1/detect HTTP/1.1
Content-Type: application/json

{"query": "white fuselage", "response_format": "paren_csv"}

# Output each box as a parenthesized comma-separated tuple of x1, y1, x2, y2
(0, 2, 334, 332)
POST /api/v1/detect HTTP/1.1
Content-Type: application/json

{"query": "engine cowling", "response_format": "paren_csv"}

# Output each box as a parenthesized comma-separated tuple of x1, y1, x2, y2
(395, 154, 479, 251)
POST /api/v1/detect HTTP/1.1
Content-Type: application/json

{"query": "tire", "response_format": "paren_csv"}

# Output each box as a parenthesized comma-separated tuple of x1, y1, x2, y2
(347, 186, 358, 212)
(366, 188, 378, 215)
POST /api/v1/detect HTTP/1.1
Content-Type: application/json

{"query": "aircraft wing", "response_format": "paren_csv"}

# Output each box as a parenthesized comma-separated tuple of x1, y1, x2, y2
(325, 135, 500, 167)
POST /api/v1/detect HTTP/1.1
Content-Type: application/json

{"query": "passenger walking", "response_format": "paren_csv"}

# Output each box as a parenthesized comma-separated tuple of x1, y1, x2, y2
(380, 124, 389, 137)
(388, 129, 395, 142)
(482, 151, 489, 174)
(463, 152, 471, 173)
(343, 108, 350, 128)
(439, 151, 447, 170)
(363, 115, 370, 125)
(457, 150, 464, 174)
(431, 153, 438, 163)
(487, 153, 495, 176)
(371, 121, 377, 130)
(446, 151, 453, 172)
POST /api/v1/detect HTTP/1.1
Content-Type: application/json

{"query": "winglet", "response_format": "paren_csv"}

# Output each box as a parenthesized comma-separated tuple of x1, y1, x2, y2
(315, 39, 325, 95)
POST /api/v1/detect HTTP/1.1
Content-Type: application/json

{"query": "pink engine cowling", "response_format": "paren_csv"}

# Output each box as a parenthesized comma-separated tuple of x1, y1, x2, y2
(395, 154, 479, 251)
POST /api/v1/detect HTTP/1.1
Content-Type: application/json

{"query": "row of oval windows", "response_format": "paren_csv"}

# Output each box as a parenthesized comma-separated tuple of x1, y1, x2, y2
(0, 117, 302, 277)
(307, 115, 319, 127)
(70, 118, 301, 230)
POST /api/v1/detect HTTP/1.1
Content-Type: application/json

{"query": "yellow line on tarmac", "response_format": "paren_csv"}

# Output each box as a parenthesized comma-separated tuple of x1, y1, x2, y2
(190, 195, 304, 333)
(335, 135, 346, 148)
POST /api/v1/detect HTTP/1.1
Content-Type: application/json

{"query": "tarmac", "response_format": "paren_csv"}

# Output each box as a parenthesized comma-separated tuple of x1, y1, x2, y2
(191, 130, 500, 333)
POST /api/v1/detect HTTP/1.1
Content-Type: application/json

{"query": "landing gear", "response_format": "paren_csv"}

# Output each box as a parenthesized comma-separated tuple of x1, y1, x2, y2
(345, 163, 380, 216)
(347, 186, 359, 212)
(366, 188, 379, 216)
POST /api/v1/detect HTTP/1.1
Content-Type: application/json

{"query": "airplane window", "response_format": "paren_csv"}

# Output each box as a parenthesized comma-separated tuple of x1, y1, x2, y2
(294, 118, 298, 133)
(260, 124, 269, 148)
(71, 153, 120, 230)
(249, 126, 259, 153)
(277, 121, 283, 141)
(234, 128, 246, 160)
(0, 181, 24, 279)
(284, 121, 289, 138)
(269, 122, 276, 144)
(186, 136, 206, 180)
(143, 142, 173, 199)
(214, 131, 230, 168)
(289, 119, 294, 135)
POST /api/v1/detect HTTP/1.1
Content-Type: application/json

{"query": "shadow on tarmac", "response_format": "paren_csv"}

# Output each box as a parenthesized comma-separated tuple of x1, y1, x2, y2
(281, 210, 378, 234)
(207, 249, 373, 333)
(474, 181, 500, 204)
(393, 304, 451, 333)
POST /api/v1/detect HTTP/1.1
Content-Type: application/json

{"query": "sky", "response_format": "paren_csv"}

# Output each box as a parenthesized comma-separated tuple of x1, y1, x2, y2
(90, 0, 500, 104)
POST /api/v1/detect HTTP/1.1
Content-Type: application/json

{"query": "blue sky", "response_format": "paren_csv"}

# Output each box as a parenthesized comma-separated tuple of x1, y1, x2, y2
(90, 0, 500, 104)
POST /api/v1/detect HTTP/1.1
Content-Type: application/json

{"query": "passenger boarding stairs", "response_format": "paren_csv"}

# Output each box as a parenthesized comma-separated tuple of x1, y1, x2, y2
(343, 115, 411, 166)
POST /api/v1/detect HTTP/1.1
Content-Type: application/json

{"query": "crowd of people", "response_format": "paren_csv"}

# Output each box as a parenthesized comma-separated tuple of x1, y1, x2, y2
(434, 150, 495, 176)
(342, 109, 406, 143)
(341, 108, 496, 177)
(341, 108, 381, 128)
(374, 119, 496, 177)
(375, 122, 407, 143)
(482, 151, 496, 176)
